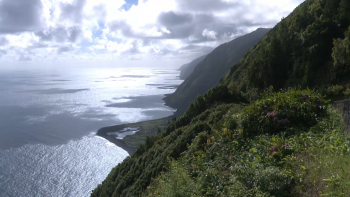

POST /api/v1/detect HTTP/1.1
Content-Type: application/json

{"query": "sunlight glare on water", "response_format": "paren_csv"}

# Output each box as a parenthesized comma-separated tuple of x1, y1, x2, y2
(0, 67, 182, 196)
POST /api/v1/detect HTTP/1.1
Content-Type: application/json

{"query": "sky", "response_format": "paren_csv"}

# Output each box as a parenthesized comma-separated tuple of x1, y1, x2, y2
(0, 0, 305, 68)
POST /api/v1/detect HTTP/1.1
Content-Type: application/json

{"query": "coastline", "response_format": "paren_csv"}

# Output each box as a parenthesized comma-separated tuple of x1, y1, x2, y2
(97, 126, 135, 155)
(96, 115, 173, 156)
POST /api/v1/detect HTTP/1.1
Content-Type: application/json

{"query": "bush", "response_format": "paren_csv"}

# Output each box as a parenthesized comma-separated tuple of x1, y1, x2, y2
(332, 26, 350, 69)
(239, 89, 328, 136)
(145, 160, 199, 197)
(326, 85, 344, 96)
(344, 88, 350, 98)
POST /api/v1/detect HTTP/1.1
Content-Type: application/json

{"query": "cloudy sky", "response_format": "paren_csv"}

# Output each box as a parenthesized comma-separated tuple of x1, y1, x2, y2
(0, 0, 304, 68)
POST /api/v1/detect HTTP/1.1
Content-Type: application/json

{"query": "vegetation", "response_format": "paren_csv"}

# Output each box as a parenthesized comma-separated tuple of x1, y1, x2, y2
(164, 28, 270, 116)
(223, 0, 350, 93)
(92, 0, 350, 196)
(145, 97, 349, 196)
(332, 26, 350, 69)
(92, 86, 245, 197)
(98, 116, 172, 150)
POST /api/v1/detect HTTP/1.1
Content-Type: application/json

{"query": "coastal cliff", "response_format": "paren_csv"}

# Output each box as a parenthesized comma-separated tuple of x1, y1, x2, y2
(92, 0, 350, 196)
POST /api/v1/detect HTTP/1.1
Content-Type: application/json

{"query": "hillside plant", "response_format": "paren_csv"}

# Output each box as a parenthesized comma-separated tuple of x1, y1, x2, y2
(239, 88, 328, 137)
(144, 89, 349, 196)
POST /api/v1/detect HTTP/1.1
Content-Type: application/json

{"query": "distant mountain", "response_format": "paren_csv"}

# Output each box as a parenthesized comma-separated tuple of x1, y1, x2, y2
(178, 55, 207, 80)
(177, 63, 188, 71)
(164, 28, 270, 116)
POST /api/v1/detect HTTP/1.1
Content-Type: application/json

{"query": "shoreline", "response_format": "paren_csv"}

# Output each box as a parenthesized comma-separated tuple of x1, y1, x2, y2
(97, 127, 135, 156)
(96, 115, 173, 156)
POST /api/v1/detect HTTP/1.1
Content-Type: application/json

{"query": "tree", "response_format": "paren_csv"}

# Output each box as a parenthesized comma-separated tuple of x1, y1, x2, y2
(332, 26, 350, 69)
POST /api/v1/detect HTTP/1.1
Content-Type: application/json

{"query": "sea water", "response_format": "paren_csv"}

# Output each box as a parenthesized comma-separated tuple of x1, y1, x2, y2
(0, 67, 182, 197)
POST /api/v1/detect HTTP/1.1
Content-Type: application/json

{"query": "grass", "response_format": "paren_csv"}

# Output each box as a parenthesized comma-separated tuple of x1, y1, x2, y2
(293, 126, 350, 196)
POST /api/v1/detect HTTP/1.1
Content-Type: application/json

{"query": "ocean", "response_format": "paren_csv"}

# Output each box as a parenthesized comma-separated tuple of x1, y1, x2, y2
(0, 67, 182, 197)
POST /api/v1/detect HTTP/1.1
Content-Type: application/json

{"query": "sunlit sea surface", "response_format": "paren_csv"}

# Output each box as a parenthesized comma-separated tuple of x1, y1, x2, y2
(0, 67, 182, 197)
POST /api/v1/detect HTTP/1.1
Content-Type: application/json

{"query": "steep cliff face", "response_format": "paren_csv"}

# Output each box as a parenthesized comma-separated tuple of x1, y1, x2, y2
(164, 28, 270, 116)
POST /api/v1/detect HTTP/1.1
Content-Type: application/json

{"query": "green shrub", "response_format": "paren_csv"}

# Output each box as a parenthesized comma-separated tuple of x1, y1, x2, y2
(332, 26, 350, 69)
(344, 88, 350, 98)
(326, 85, 345, 96)
(239, 89, 328, 136)
(145, 160, 199, 197)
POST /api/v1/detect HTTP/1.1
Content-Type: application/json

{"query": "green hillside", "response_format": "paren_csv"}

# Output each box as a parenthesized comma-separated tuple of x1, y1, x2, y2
(179, 55, 207, 80)
(92, 0, 350, 196)
(164, 28, 270, 116)
(223, 0, 350, 93)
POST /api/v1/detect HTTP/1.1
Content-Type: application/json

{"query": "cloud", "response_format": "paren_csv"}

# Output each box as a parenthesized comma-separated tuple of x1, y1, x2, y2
(176, 0, 239, 12)
(158, 11, 193, 26)
(57, 45, 75, 54)
(28, 43, 57, 49)
(18, 54, 32, 61)
(0, 0, 43, 34)
(109, 21, 135, 37)
(156, 13, 241, 43)
(202, 29, 217, 40)
(0, 0, 305, 65)
(60, 0, 86, 24)
(0, 37, 9, 46)
(0, 49, 7, 54)
(35, 26, 82, 43)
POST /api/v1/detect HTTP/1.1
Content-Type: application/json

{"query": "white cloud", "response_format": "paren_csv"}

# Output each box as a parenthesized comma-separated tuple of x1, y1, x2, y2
(0, 0, 305, 67)
(202, 29, 217, 40)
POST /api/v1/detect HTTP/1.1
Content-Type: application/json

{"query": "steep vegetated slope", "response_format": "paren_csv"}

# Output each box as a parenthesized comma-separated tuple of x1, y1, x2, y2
(146, 89, 350, 196)
(92, 0, 350, 196)
(164, 28, 270, 116)
(178, 55, 207, 80)
(223, 0, 350, 93)
(92, 86, 245, 197)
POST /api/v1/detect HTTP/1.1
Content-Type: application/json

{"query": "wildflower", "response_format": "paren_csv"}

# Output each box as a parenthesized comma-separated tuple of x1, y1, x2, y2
(281, 143, 290, 150)
(267, 111, 278, 118)
(269, 145, 279, 156)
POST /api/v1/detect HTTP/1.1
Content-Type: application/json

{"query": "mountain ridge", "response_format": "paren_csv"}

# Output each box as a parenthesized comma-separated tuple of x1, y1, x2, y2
(164, 28, 270, 116)
(178, 55, 207, 80)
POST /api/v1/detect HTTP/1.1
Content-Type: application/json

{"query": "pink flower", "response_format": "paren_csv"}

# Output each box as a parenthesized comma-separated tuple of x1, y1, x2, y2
(267, 111, 278, 118)
(281, 143, 290, 150)
(269, 145, 279, 156)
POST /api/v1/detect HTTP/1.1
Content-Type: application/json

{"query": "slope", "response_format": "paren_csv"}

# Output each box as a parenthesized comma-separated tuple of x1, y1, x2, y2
(164, 28, 270, 116)
(91, 0, 350, 196)
(223, 0, 350, 92)
(179, 55, 207, 80)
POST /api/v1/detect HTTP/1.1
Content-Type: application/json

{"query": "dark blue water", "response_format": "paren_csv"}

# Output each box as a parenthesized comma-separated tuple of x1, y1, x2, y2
(0, 67, 182, 197)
